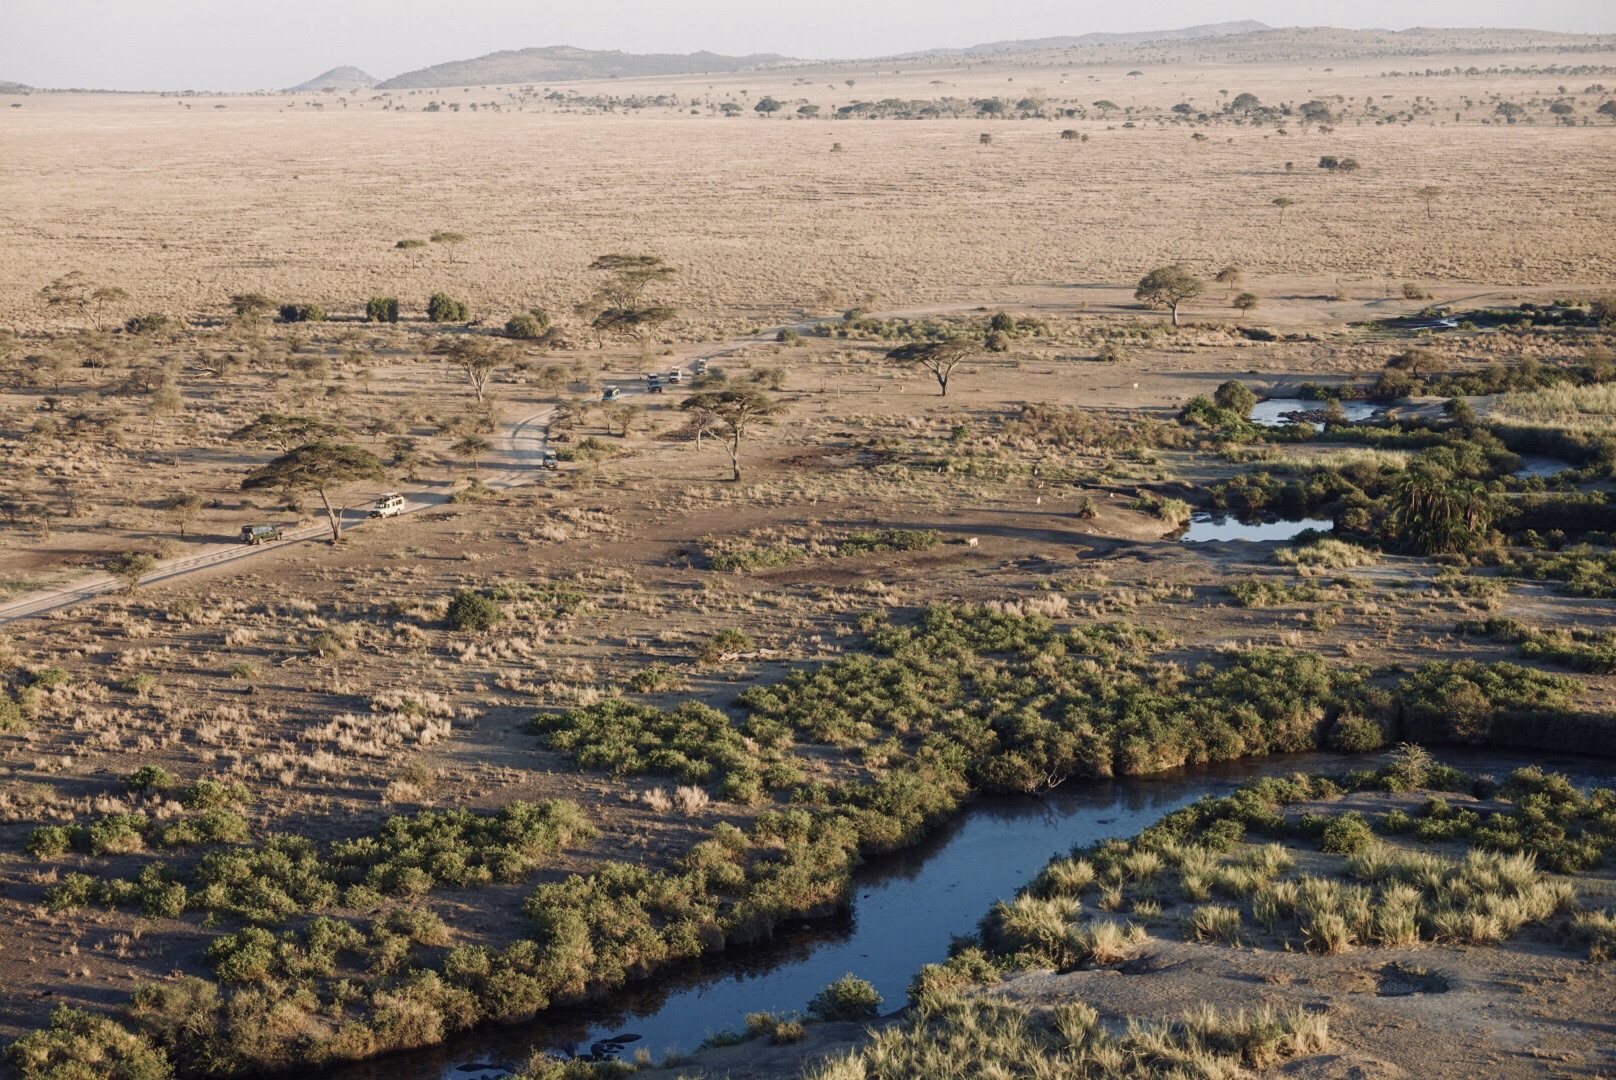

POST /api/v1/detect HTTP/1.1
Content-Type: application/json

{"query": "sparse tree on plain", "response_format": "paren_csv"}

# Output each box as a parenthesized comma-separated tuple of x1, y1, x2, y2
(241, 440, 387, 543)
(39, 273, 128, 330)
(1272, 196, 1296, 225)
(450, 433, 491, 473)
(229, 293, 275, 329)
(432, 336, 506, 402)
(1214, 266, 1242, 298)
(429, 231, 467, 262)
(1599, 101, 1616, 123)
(1134, 266, 1205, 327)
(1416, 185, 1443, 220)
(680, 389, 779, 481)
(161, 491, 204, 539)
(886, 338, 978, 397)
(1233, 292, 1260, 318)
(104, 552, 158, 594)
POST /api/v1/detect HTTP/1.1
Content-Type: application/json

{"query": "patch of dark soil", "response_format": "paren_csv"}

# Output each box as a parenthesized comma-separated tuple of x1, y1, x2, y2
(1375, 962, 1448, 996)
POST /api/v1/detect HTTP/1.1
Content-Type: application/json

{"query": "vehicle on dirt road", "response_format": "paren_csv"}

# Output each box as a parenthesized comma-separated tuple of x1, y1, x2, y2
(666, 368, 683, 384)
(240, 525, 283, 545)
(692, 359, 708, 375)
(370, 493, 406, 518)
(542, 449, 559, 469)
(603, 385, 622, 401)
(646, 373, 664, 393)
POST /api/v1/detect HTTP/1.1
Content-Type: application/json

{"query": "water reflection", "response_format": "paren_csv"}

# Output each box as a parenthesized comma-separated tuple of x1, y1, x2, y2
(1250, 398, 1379, 429)
(321, 750, 1616, 1080)
(1180, 514, 1333, 543)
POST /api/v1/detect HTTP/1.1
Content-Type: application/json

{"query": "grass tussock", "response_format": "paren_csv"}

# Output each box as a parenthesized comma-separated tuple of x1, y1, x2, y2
(804, 993, 1327, 1079)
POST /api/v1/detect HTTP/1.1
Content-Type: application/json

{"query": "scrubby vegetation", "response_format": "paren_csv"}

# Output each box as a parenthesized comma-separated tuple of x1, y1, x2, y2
(805, 994, 1328, 1079)
(41, 801, 591, 922)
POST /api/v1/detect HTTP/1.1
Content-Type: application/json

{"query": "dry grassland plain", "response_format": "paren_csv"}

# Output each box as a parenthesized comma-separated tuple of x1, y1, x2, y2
(2, 30, 1616, 1080)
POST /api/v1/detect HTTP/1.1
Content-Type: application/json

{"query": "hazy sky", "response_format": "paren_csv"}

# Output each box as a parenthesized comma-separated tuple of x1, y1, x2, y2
(4, 0, 1612, 91)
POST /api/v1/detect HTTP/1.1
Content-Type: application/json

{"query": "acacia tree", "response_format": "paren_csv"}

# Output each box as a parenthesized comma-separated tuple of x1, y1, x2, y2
(886, 338, 977, 397)
(1214, 265, 1242, 298)
(241, 440, 387, 543)
(432, 337, 506, 402)
(1232, 292, 1259, 319)
(231, 412, 347, 452)
(430, 231, 467, 263)
(680, 389, 779, 481)
(104, 552, 159, 594)
(586, 254, 679, 355)
(40, 273, 128, 330)
(1135, 265, 1204, 326)
(161, 491, 204, 538)
(1415, 185, 1443, 220)
(450, 433, 491, 473)
(1271, 196, 1296, 225)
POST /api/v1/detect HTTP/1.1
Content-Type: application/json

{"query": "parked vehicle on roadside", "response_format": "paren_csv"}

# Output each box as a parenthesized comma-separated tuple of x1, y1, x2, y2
(240, 524, 283, 545)
(692, 358, 708, 374)
(370, 493, 406, 518)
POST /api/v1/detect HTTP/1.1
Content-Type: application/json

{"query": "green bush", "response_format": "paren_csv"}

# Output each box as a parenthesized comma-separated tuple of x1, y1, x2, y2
(366, 296, 400, 323)
(25, 824, 76, 858)
(278, 303, 327, 322)
(6, 1006, 172, 1080)
(445, 589, 504, 631)
(806, 974, 882, 1021)
(124, 313, 170, 335)
(427, 292, 471, 323)
(834, 529, 941, 557)
(124, 766, 174, 792)
(505, 310, 551, 339)
(1318, 812, 1376, 854)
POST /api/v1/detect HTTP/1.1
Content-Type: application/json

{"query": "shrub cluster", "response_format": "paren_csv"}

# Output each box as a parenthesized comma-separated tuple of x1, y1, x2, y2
(42, 801, 592, 923)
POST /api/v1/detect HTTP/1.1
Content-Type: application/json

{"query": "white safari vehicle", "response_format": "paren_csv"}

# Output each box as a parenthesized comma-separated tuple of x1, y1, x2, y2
(369, 493, 406, 519)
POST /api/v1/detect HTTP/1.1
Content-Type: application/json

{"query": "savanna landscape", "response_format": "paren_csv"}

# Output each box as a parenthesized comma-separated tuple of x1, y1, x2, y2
(3, 18, 1616, 1080)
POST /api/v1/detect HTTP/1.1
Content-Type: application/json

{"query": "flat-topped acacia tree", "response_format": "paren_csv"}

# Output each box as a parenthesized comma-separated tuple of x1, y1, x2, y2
(680, 389, 779, 481)
(885, 338, 978, 397)
(242, 440, 387, 543)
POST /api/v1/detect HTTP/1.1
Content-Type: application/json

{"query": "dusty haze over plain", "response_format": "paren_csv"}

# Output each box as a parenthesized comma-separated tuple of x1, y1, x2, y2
(4, 0, 1615, 90)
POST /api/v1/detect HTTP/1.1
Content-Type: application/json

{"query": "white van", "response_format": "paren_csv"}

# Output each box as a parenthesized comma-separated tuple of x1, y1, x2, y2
(370, 493, 406, 518)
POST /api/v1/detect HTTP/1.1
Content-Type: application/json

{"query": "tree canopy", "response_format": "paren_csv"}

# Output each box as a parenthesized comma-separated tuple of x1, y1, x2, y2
(241, 440, 387, 542)
(680, 389, 779, 481)
(1134, 266, 1205, 326)
(231, 413, 348, 451)
(886, 338, 978, 397)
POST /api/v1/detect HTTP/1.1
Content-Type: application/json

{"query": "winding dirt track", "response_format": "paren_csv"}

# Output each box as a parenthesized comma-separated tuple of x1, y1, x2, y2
(0, 323, 805, 626)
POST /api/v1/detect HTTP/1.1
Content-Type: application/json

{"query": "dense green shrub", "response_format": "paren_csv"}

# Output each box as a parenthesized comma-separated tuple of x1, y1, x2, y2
(445, 588, 504, 631)
(806, 974, 882, 1020)
(277, 303, 326, 322)
(504, 309, 551, 339)
(532, 700, 781, 786)
(833, 529, 941, 557)
(1396, 660, 1581, 745)
(1318, 812, 1375, 854)
(365, 295, 400, 323)
(123, 766, 174, 792)
(427, 292, 471, 323)
(6, 1005, 172, 1080)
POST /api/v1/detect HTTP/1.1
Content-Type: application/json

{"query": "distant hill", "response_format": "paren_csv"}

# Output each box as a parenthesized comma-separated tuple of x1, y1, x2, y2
(0, 80, 32, 94)
(287, 66, 378, 92)
(376, 45, 791, 89)
(895, 21, 1271, 58)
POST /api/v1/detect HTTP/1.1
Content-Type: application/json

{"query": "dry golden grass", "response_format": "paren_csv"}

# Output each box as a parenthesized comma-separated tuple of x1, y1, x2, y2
(3, 52, 1613, 335)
